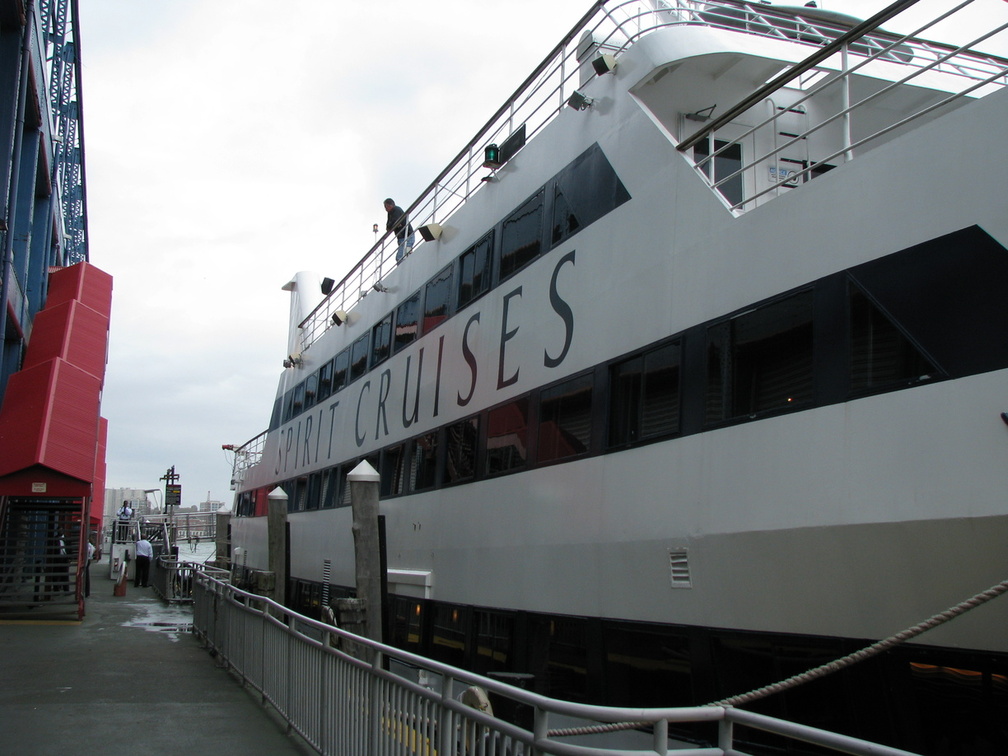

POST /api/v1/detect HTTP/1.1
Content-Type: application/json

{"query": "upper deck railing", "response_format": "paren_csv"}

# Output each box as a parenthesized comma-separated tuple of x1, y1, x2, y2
(294, 0, 1008, 359)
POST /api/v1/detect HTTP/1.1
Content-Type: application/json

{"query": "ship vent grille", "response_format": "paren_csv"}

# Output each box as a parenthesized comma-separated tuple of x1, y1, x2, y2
(669, 548, 692, 589)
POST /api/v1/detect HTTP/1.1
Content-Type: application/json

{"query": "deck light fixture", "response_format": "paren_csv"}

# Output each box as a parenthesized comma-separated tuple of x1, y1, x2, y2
(373, 282, 389, 293)
(567, 90, 594, 110)
(685, 105, 717, 122)
(332, 309, 348, 326)
(483, 144, 501, 169)
(321, 277, 335, 295)
(1001, 412, 1008, 427)
(592, 53, 617, 76)
(418, 223, 442, 242)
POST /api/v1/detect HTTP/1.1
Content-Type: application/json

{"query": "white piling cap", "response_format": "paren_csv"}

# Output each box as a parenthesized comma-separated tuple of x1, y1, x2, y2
(347, 460, 379, 483)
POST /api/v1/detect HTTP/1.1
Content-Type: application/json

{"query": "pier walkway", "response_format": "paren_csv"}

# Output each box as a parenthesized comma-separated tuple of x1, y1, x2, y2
(0, 562, 310, 756)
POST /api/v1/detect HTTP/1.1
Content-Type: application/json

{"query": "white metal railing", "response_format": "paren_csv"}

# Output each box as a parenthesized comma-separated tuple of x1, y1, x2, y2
(679, 0, 1008, 211)
(192, 573, 920, 756)
(153, 557, 228, 603)
(295, 0, 1008, 356)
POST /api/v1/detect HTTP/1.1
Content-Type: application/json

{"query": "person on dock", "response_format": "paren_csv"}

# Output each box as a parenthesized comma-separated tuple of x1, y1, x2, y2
(134, 536, 153, 588)
(116, 501, 133, 541)
(384, 198, 415, 263)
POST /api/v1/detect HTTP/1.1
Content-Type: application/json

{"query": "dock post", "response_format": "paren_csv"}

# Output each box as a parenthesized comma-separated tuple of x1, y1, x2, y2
(348, 461, 383, 645)
(267, 487, 288, 607)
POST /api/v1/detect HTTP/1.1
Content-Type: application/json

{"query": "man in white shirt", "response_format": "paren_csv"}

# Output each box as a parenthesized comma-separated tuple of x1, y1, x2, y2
(134, 537, 153, 588)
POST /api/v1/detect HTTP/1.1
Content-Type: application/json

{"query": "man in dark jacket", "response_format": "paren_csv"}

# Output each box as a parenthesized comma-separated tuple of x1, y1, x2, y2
(384, 198, 415, 262)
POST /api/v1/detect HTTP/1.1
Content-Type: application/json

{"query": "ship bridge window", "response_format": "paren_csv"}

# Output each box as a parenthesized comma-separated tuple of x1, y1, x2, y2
(849, 285, 936, 392)
(333, 348, 349, 392)
(458, 231, 494, 309)
(443, 416, 479, 485)
(500, 191, 544, 280)
(609, 340, 680, 448)
(424, 264, 453, 332)
(538, 373, 593, 464)
(485, 397, 530, 476)
(371, 312, 393, 368)
(349, 334, 369, 382)
(693, 138, 743, 208)
(705, 289, 814, 424)
(394, 290, 421, 354)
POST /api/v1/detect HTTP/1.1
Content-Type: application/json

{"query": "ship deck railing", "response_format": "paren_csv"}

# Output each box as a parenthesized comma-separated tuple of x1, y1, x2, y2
(294, 0, 1008, 358)
(193, 571, 920, 756)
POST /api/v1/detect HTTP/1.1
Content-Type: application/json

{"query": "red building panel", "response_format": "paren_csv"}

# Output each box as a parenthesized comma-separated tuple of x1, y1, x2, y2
(45, 262, 113, 318)
(22, 299, 110, 382)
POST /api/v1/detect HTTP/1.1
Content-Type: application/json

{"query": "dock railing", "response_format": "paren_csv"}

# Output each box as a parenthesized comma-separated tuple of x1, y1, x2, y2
(192, 572, 919, 756)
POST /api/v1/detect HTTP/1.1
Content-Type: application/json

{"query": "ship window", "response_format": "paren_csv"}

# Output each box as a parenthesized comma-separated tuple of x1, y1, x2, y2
(473, 609, 514, 676)
(303, 371, 318, 411)
(305, 472, 322, 510)
(849, 285, 935, 392)
(538, 373, 593, 463)
(458, 231, 494, 309)
(609, 341, 680, 448)
(485, 397, 529, 476)
(431, 604, 470, 668)
(409, 431, 439, 492)
(394, 290, 421, 353)
(694, 138, 743, 208)
(349, 335, 369, 381)
(500, 191, 543, 280)
(380, 444, 406, 497)
(333, 348, 349, 392)
(336, 462, 355, 508)
(550, 143, 631, 247)
(282, 388, 294, 424)
(269, 396, 283, 430)
(371, 312, 393, 368)
(443, 416, 479, 485)
(424, 264, 453, 332)
(705, 290, 814, 424)
(602, 624, 692, 708)
(391, 596, 426, 652)
(320, 466, 339, 509)
(292, 382, 306, 417)
(317, 359, 334, 402)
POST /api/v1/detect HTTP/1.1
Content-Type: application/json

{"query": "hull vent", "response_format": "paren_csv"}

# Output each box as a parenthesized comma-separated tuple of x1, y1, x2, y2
(669, 548, 692, 589)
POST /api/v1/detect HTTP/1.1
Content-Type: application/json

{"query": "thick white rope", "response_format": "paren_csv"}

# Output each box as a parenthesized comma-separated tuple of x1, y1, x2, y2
(547, 577, 1008, 738)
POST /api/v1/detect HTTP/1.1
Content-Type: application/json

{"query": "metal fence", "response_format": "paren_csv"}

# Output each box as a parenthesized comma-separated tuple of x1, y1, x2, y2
(192, 572, 919, 756)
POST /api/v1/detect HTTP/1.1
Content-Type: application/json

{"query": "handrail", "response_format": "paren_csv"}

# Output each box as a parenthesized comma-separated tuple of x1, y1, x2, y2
(677, 0, 922, 152)
(293, 0, 1008, 357)
(192, 571, 920, 756)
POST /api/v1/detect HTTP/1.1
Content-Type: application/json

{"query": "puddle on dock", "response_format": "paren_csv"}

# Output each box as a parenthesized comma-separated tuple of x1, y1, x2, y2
(121, 602, 194, 642)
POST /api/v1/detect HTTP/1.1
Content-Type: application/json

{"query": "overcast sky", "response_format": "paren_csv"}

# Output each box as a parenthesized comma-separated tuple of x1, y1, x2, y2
(77, 1, 1002, 509)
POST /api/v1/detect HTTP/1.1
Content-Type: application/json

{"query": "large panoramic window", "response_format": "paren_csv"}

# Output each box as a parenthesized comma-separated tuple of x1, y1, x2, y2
(458, 231, 494, 309)
(551, 143, 631, 247)
(705, 290, 813, 423)
(485, 398, 529, 475)
(538, 373, 593, 463)
(499, 191, 543, 280)
(609, 341, 680, 447)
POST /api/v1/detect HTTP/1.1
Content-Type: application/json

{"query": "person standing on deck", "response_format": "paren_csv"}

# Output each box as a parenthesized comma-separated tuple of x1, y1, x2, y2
(384, 198, 415, 263)
(134, 536, 153, 588)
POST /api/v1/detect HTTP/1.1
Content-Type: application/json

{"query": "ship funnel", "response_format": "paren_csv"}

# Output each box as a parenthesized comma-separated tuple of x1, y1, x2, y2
(281, 271, 324, 360)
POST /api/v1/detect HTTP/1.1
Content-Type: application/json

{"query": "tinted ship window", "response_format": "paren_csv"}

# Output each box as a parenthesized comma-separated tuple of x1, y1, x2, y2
(371, 313, 393, 368)
(444, 416, 479, 485)
(538, 373, 593, 463)
(609, 341, 680, 447)
(424, 264, 453, 332)
(705, 289, 813, 423)
(458, 231, 494, 309)
(500, 191, 543, 280)
(849, 286, 935, 392)
(317, 359, 333, 402)
(485, 398, 529, 475)
(551, 143, 631, 247)
(349, 335, 369, 381)
(694, 138, 743, 208)
(395, 290, 421, 353)
(332, 348, 349, 392)
(409, 431, 439, 492)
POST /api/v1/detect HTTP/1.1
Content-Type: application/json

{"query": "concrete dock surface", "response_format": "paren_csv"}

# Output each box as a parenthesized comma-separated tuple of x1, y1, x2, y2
(0, 563, 311, 756)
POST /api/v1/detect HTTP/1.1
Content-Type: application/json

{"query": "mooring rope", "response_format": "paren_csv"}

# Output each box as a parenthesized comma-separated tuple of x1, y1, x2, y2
(547, 577, 1008, 738)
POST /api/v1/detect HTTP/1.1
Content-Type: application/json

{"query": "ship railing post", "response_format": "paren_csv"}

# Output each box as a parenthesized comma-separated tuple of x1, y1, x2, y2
(652, 717, 668, 755)
(439, 674, 455, 756)
(718, 706, 734, 752)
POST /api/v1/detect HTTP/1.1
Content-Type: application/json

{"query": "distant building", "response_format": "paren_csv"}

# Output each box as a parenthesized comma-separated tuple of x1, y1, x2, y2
(199, 497, 225, 513)
(104, 488, 158, 525)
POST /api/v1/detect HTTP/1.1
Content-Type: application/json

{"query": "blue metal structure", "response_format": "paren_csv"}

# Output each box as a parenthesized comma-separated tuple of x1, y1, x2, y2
(0, 0, 88, 398)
